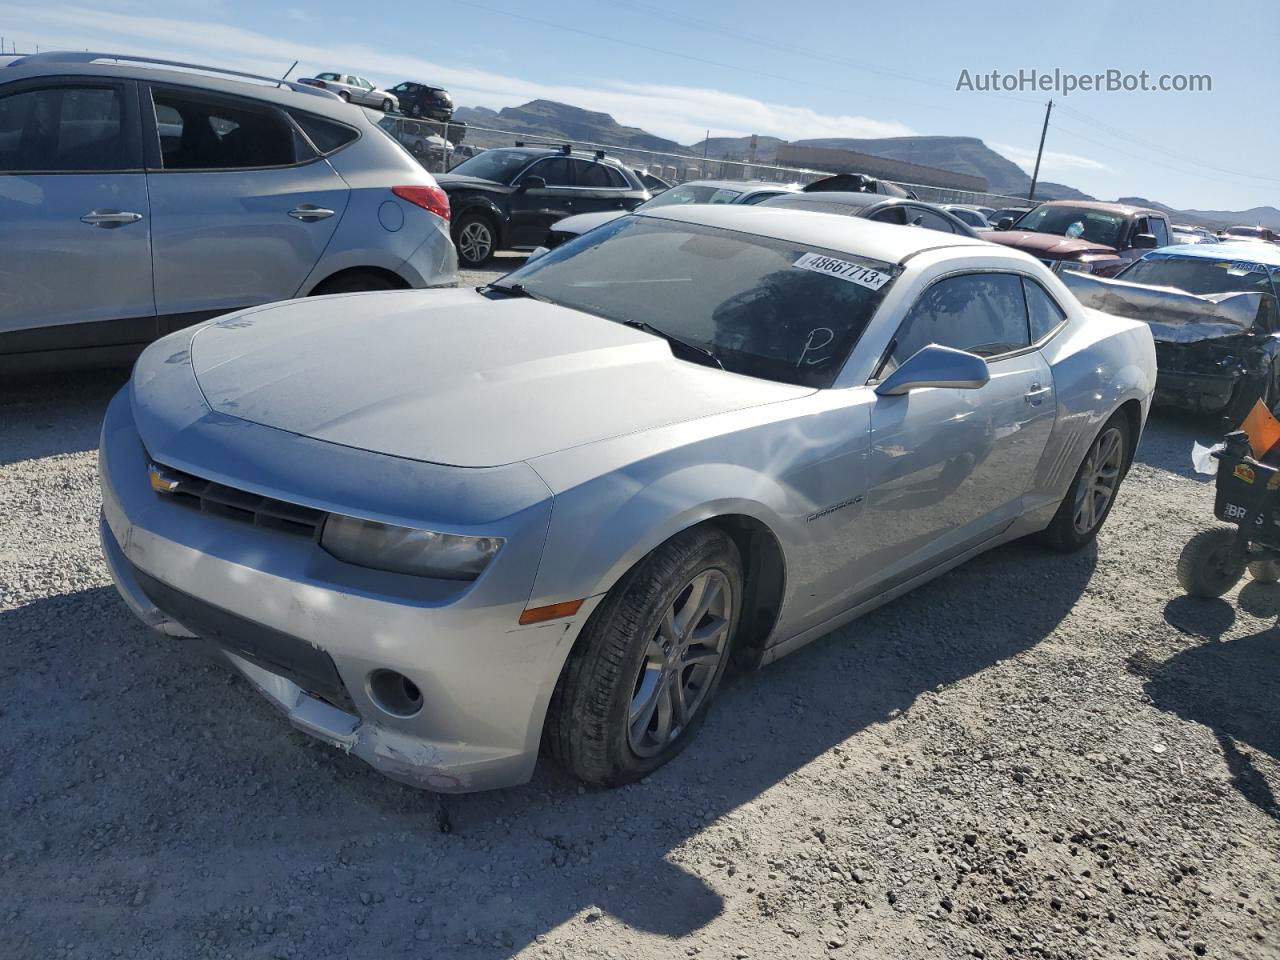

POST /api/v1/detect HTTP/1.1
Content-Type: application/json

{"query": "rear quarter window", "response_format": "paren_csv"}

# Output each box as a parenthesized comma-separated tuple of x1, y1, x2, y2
(292, 113, 359, 155)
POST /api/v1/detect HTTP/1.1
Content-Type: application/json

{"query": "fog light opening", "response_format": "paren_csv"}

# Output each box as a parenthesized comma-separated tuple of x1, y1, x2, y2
(368, 669, 424, 718)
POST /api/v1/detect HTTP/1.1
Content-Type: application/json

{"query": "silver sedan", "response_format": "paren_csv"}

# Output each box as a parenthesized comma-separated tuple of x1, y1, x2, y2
(99, 206, 1155, 792)
(299, 72, 398, 111)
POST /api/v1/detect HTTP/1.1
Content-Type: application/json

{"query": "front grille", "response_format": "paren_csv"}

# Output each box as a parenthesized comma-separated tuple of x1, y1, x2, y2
(149, 462, 326, 540)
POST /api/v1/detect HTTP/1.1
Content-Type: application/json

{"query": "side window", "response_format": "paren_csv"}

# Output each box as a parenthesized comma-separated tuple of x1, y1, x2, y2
(867, 206, 907, 226)
(291, 112, 359, 154)
(152, 89, 301, 170)
(524, 157, 573, 186)
(741, 191, 781, 205)
(1130, 216, 1149, 244)
(1151, 218, 1170, 247)
(1022, 278, 1067, 341)
(908, 206, 958, 234)
(0, 85, 133, 172)
(882, 273, 1030, 374)
(573, 159, 626, 188)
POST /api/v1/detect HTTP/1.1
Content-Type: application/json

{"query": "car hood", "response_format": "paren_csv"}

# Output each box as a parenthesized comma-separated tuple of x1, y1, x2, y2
(435, 173, 511, 194)
(551, 210, 627, 235)
(187, 289, 812, 468)
(986, 230, 1116, 258)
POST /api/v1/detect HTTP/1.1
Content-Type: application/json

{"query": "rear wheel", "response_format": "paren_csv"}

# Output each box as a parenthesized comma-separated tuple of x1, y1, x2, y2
(1179, 528, 1246, 597)
(1040, 413, 1131, 552)
(338, 90, 350, 103)
(380, 98, 394, 112)
(547, 527, 742, 786)
(453, 213, 496, 267)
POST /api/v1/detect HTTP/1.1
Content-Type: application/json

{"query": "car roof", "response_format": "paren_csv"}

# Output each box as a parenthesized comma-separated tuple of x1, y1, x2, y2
(484, 146, 629, 165)
(1147, 241, 1280, 266)
(1035, 199, 1163, 217)
(762, 191, 880, 209)
(676, 179, 798, 192)
(635, 204, 991, 264)
(2, 52, 351, 118)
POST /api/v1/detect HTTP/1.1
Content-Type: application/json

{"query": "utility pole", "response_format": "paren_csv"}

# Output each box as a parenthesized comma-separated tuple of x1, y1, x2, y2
(1027, 99, 1053, 203)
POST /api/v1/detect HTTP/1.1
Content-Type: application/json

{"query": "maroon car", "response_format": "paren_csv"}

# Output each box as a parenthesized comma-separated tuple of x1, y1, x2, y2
(988, 200, 1172, 277)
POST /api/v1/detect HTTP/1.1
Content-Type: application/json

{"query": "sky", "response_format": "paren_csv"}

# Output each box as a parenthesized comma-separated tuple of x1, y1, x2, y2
(0, 0, 1275, 212)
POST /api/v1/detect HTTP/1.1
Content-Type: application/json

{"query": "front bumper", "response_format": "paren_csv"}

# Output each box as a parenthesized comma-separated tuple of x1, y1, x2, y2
(100, 383, 593, 793)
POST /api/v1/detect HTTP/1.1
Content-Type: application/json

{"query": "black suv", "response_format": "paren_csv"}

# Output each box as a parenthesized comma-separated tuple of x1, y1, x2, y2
(436, 145, 650, 266)
(389, 81, 453, 121)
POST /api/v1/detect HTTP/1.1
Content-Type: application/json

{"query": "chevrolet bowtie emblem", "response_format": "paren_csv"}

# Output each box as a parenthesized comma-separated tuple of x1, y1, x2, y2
(148, 463, 181, 494)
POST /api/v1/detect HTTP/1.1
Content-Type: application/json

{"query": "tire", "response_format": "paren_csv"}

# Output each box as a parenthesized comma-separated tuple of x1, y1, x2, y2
(547, 527, 743, 787)
(410, 103, 423, 117)
(1248, 557, 1280, 583)
(453, 213, 496, 267)
(1040, 412, 1131, 552)
(309, 271, 400, 295)
(380, 98, 393, 112)
(1178, 527, 1246, 597)
(338, 91, 350, 103)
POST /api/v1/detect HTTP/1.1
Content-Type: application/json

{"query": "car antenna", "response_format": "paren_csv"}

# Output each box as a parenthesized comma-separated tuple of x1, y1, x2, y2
(278, 60, 298, 87)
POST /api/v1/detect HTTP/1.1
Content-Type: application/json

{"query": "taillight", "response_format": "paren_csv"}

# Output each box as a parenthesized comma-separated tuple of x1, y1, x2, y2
(392, 185, 450, 221)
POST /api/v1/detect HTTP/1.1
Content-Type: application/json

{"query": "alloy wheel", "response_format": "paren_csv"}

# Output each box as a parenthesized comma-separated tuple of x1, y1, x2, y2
(627, 570, 733, 758)
(1072, 426, 1124, 535)
(457, 221, 493, 263)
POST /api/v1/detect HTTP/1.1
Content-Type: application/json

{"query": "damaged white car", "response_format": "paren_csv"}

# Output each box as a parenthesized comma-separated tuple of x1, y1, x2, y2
(100, 206, 1155, 792)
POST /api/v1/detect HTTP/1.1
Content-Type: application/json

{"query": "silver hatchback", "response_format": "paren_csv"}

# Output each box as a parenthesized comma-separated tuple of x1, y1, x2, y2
(0, 52, 457, 370)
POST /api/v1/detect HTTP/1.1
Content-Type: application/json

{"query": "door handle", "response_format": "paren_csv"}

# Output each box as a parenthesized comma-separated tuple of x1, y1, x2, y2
(81, 209, 143, 228)
(1025, 383, 1052, 406)
(288, 205, 336, 221)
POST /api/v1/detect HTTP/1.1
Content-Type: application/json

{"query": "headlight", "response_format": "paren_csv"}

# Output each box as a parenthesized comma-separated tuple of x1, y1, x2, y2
(321, 515, 503, 581)
(1057, 260, 1094, 274)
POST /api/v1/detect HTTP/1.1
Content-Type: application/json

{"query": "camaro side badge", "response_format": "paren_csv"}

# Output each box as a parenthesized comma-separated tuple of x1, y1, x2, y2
(807, 496, 864, 523)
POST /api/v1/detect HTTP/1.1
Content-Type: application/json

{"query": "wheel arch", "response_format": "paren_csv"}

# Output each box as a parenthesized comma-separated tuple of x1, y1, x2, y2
(451, 199, 507, 246)
(306, 265, 410, 295)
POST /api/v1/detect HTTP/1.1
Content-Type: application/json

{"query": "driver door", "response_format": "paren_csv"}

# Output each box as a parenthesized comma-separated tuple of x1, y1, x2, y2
(507, 156, 577, 246)
(848, 271, 1056, 597)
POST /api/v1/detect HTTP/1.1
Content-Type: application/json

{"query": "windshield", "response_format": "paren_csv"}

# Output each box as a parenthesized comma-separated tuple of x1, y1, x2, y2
(640, 183, 743, 209)
(1012, 206, 1126, 246)
(448, 149, 535, 183)
(493, 216, 896, 388)
(1119, 252, 1280, 298)
(1226, 226, 1266, 238)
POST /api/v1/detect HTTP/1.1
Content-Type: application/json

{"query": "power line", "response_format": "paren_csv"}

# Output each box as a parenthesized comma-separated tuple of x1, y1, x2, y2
(1056, 102, 1280, 186)
(449, 0, 1040, 126)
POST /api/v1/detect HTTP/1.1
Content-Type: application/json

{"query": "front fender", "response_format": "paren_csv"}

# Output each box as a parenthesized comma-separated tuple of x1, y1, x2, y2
(452, 196, 509, 245)
(526, 461, 795, 611)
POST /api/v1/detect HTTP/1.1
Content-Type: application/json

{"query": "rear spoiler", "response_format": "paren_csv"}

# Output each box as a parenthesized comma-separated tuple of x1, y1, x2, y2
(1060, 270, 1276, 343)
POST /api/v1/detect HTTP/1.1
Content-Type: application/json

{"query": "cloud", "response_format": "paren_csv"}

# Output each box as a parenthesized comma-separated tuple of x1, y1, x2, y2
(0, 4, 912, 146)
(991, 141, 1109, 176)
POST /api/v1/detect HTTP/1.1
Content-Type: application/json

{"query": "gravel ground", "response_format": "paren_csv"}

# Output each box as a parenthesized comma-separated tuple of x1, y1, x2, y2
(2, 268, 1278, 959)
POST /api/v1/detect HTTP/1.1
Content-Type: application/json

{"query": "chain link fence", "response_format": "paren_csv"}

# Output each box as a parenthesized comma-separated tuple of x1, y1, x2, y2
(377, 115, 1034, 212)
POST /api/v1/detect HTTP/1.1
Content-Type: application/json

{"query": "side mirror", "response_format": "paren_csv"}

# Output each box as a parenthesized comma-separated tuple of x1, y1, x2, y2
(875, 344, 990, 396)
(996, 217, 1015, 230)
(1132, 232, 1159, 250)
(518, 175, 546, 193)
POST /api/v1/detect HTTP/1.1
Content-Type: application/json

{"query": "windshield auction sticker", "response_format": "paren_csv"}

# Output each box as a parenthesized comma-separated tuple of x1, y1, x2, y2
(792, 253, 891, 290)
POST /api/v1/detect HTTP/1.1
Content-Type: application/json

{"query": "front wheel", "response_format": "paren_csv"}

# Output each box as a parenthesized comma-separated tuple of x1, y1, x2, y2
(1040, 413, 1131, 552)
(547, 527, 742, 786)
(453, 213, 496, 266)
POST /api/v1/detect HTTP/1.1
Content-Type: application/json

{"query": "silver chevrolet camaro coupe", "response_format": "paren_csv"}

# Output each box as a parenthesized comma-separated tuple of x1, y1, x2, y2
(99, 206, 1156, 793)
